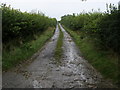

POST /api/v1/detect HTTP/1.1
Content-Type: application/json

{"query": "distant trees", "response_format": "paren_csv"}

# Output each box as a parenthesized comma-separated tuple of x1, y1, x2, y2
(61, 3, 120, 54)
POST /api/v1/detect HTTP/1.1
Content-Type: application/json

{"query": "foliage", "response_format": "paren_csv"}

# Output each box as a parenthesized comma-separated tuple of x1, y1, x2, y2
(1, 4, 57, 49)
(97, 10, 120, 53)
(61, 6, 120, 54)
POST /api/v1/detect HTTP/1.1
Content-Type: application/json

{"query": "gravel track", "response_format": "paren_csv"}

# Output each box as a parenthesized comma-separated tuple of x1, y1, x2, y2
(2, 24, 114, 88)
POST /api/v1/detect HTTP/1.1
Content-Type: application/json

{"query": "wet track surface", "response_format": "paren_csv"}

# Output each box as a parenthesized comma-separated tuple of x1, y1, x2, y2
(2, 24, 114, 88)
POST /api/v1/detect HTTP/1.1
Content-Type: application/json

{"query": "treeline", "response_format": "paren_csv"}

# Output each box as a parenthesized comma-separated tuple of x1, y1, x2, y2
(1, 4, 57, 50)
(61, 4, 120, 54)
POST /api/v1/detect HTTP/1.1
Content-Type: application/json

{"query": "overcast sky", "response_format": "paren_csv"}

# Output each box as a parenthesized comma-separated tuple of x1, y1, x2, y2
(0, 0, 119, 20)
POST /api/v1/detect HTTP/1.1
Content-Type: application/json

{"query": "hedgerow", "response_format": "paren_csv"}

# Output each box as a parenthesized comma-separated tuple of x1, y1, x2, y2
(61, 4, 120, 54)
(1, 4, 57, 50)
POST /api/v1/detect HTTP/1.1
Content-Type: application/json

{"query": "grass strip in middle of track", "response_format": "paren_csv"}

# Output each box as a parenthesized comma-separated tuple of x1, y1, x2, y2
(54, 25, 64, 65)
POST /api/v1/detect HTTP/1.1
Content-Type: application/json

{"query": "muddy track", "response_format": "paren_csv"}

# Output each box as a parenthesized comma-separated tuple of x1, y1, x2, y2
(2, 24, 114, 88)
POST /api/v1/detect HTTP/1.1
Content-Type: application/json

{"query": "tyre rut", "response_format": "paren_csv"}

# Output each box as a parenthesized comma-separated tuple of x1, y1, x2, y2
(2, 24, 114, 88)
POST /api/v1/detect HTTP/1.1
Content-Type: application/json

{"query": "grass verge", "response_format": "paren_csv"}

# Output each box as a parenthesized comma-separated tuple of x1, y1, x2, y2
(63, 25, 118, 86)
(54, 25, 64, 64)
(3, 27, 55, 71)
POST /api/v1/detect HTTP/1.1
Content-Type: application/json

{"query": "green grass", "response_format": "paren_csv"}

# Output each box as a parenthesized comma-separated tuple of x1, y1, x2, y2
(3, 27, 55, 71)
(63, 25, 118, 86)
(54, 25, 64, 64)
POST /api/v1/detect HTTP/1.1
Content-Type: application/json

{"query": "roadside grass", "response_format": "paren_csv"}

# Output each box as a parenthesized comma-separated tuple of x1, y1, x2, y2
(3, 27, 55, 71)
(63, 26, 118, 86)
(54, 25, 64, 65)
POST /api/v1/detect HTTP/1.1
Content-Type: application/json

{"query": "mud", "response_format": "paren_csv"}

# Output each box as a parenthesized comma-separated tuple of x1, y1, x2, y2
(2, 24, 114, 88)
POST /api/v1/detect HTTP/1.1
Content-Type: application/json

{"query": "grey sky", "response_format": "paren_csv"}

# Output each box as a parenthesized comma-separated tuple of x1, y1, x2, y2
(0, 0, 119, 20)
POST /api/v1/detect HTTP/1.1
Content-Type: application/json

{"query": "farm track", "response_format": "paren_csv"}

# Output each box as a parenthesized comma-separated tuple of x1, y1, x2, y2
(2, 24, 114, 88)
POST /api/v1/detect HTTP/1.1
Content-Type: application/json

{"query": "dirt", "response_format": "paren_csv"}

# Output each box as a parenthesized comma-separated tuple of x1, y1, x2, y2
(2, 24, 115, 88)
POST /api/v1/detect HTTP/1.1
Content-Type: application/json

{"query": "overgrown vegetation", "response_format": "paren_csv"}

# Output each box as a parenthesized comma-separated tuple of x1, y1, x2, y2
(63, 26, 118, 86)
(60, 4, 119, 86)
(54, 24, 64, 64)
(61, 5, 120, 54)
(2, 4, 57, 70)
(2, 4, 56, 47)
(3, 27, 55, 71)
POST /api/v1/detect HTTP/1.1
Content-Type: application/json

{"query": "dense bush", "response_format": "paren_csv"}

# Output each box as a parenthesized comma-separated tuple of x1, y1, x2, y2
(1, 4, 57, 49)
(61, 6, 120, 54)
(97, 10, 120, 53)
